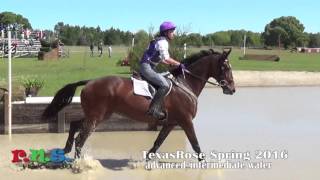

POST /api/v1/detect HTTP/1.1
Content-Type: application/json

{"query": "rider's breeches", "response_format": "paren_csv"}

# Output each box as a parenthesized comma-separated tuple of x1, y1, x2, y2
(140, 63, 170, 90)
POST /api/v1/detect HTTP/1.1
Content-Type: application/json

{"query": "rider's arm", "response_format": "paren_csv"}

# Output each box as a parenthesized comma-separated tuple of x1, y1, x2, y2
(163, 58, 180, 66)
(157, 39, 181, 66)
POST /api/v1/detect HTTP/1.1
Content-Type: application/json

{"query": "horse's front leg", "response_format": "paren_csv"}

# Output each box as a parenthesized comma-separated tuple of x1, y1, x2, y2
(179, 118, 205, 162)
(146, 124, 175, 161)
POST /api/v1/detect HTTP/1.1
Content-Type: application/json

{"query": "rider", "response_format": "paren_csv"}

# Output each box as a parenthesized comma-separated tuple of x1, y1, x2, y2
(140, 21, 185, 121)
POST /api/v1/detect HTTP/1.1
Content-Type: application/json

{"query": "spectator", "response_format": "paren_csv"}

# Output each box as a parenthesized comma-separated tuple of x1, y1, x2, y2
(108, 45, 112, 58)
(90, 43, 94, 57)
(98, 41, 103, 57)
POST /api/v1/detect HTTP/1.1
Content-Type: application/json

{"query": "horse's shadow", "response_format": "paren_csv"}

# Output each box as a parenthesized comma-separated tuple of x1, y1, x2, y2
(97, 159, 138, 171)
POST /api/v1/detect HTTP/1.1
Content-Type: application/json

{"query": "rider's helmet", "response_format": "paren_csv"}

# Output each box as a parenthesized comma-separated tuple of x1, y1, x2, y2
(160, 21, 176, 35)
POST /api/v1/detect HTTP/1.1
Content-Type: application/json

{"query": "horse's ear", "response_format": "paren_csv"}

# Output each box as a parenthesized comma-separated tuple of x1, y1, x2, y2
(209, 49, 215, 54)
(222, 48, 232, 58)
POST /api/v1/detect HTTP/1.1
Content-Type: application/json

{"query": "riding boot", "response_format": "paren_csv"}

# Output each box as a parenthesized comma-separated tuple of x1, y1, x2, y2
(147, 87, 169, 120)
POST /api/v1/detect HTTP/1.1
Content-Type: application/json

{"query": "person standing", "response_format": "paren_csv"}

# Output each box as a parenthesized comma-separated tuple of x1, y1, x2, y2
(98, 41, 103, 57)
(90, 43, 94, 57)
(108, 45, 112, 58)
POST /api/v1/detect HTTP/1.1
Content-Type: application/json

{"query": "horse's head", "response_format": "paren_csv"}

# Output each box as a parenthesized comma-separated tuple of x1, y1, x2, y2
(212, 48, 235, 95)
(171, 49, 235, 96)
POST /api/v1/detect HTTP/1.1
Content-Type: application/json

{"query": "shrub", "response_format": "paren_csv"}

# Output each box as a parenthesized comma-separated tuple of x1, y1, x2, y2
(20, 76, 45, 96)
(40, 47, 51, 52)
(40, 40, 51, 47)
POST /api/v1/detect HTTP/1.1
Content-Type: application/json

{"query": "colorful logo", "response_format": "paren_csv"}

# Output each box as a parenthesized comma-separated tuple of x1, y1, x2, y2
(12, 148, 73, 169)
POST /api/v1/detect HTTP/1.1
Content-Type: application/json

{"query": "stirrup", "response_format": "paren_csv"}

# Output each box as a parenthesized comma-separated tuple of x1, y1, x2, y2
(147, 109, 167, 121)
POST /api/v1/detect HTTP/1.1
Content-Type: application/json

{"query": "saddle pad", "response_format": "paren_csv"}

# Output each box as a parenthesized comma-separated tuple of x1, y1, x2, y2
(131, 77, 153, 98)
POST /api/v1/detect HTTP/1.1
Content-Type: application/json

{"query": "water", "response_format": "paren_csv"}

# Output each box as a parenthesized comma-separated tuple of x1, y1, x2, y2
(0, 87, 319, 180)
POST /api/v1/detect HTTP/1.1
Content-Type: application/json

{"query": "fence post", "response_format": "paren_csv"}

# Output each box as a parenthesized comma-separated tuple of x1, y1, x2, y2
(4, 92, 9, 134)
(57, 110, 65, 133)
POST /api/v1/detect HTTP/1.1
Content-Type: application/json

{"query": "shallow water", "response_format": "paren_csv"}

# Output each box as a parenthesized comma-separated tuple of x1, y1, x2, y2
(1, 87, 319, 180)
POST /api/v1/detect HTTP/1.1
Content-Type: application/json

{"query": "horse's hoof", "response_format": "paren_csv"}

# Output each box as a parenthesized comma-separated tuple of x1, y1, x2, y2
(63, 148, 71, 154)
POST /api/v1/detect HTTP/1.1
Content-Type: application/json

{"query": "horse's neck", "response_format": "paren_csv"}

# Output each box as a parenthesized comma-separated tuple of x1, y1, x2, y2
(183, 57, 214, 97)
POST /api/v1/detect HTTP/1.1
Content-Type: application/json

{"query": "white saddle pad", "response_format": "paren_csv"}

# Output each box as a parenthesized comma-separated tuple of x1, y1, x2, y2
(131, 77, 153, 98)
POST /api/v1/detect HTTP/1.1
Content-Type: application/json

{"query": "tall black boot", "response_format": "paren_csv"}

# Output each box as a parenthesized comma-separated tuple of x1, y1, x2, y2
(147, 87, 169, 120)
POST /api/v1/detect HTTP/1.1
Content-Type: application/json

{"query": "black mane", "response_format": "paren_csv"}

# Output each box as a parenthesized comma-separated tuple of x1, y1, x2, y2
(170, 49, 221, 76)
(181, 49, 221, 67)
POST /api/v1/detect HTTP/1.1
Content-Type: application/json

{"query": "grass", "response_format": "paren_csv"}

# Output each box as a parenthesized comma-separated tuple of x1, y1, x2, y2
(1, 46, 320, 96)
(229, 48, 320, 71)
(0, 46, 131, 96)
(190, 47, 320, 72)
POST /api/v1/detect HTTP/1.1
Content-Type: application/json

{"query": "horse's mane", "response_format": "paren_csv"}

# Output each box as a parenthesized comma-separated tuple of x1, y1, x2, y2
(181, 49, 221, 67)
(170, 49, 221, 76)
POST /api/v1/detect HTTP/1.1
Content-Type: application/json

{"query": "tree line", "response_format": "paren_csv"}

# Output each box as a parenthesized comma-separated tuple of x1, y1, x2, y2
(1, 12, 320, 48)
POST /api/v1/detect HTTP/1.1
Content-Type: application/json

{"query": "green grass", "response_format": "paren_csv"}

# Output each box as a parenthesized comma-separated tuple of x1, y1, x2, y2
(190, 47, 320, 71)
(0, 46, 131, 96)
(1, 46, 320, 96)
(229, 48, 320, 71)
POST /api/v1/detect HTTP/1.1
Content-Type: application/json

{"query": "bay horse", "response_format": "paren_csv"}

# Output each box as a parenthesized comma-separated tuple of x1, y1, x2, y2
(42, 48, 235, 160)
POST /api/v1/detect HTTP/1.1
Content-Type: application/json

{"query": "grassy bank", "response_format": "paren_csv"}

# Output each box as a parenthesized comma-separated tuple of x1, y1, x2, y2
(1, 46, 320, 96)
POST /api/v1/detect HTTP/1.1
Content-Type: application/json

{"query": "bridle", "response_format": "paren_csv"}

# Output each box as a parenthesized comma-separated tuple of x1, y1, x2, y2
(182, 69, 227, 87)
(181, 55, 230, 87)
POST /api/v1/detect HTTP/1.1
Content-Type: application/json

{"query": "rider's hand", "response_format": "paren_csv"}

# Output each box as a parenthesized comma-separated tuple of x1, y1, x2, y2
(179, 63, 186, 70)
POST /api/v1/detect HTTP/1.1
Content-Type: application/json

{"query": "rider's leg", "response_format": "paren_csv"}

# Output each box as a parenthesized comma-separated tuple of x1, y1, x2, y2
(147, 85, 169, 120)
(140, 63, 170, 120)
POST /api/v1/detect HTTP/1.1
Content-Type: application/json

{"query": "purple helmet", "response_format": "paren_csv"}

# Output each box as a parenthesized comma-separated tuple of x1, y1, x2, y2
(160, 21, 176, 33)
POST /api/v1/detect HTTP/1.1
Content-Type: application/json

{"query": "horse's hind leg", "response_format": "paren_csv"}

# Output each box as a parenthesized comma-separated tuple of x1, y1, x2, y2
(146, 124, 175, 160)
(64, 119, 82, 154)
(74, 119, 96, 159)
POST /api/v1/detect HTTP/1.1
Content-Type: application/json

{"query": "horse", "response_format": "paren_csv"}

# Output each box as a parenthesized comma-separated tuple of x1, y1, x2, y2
(42, 48, 235, 160)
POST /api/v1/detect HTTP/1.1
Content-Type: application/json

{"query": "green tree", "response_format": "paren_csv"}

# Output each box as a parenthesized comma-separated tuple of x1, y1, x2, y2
(186, 33, 203, 47)
(0, 11, 32, 29)
(134, 30, 149, 45)
(308, 33, 320, 48)
(230, 30, 245, 46)
(104, 27, 123, 45)
(211, 31, 231, 46)
(262, 16, 305, 48)
(246, 31, 263, 47)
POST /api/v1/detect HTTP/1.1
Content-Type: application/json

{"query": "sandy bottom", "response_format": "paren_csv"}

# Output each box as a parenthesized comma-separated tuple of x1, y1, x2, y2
(1, 87, 319, 180)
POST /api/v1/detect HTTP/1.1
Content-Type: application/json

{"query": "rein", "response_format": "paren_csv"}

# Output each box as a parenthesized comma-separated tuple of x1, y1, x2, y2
(183, 69, 227, 87)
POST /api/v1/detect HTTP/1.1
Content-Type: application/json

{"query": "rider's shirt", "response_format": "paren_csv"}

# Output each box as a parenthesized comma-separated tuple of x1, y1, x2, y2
(140, 36, 170, 66)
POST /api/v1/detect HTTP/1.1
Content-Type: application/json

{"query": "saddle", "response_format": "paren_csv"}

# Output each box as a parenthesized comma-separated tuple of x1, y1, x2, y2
(131, 71, 173, 99)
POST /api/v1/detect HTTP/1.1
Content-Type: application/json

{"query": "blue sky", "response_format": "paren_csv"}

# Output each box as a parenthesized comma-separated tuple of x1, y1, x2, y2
(1, 0, 319, 34)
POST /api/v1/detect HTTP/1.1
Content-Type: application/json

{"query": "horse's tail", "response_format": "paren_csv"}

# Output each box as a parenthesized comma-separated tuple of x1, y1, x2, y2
(42, 80, 90, 119)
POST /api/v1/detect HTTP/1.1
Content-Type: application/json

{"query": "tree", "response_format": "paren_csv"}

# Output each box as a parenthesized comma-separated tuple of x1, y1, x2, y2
(0, 11, 32, 29)
(104, 27, 124, 45)
(230, 30, 245, 46)
(186, 33, 203, 47)
(246, 31, 263, 47)
(308, 33, 320, 48)
(210, 31, 231, 46)
(262, 16, 305, 48)
(134, 30, 149, 45)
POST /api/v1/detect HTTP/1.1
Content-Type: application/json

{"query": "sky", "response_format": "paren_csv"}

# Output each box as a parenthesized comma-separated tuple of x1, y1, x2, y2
(1, 0, 319, 34)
